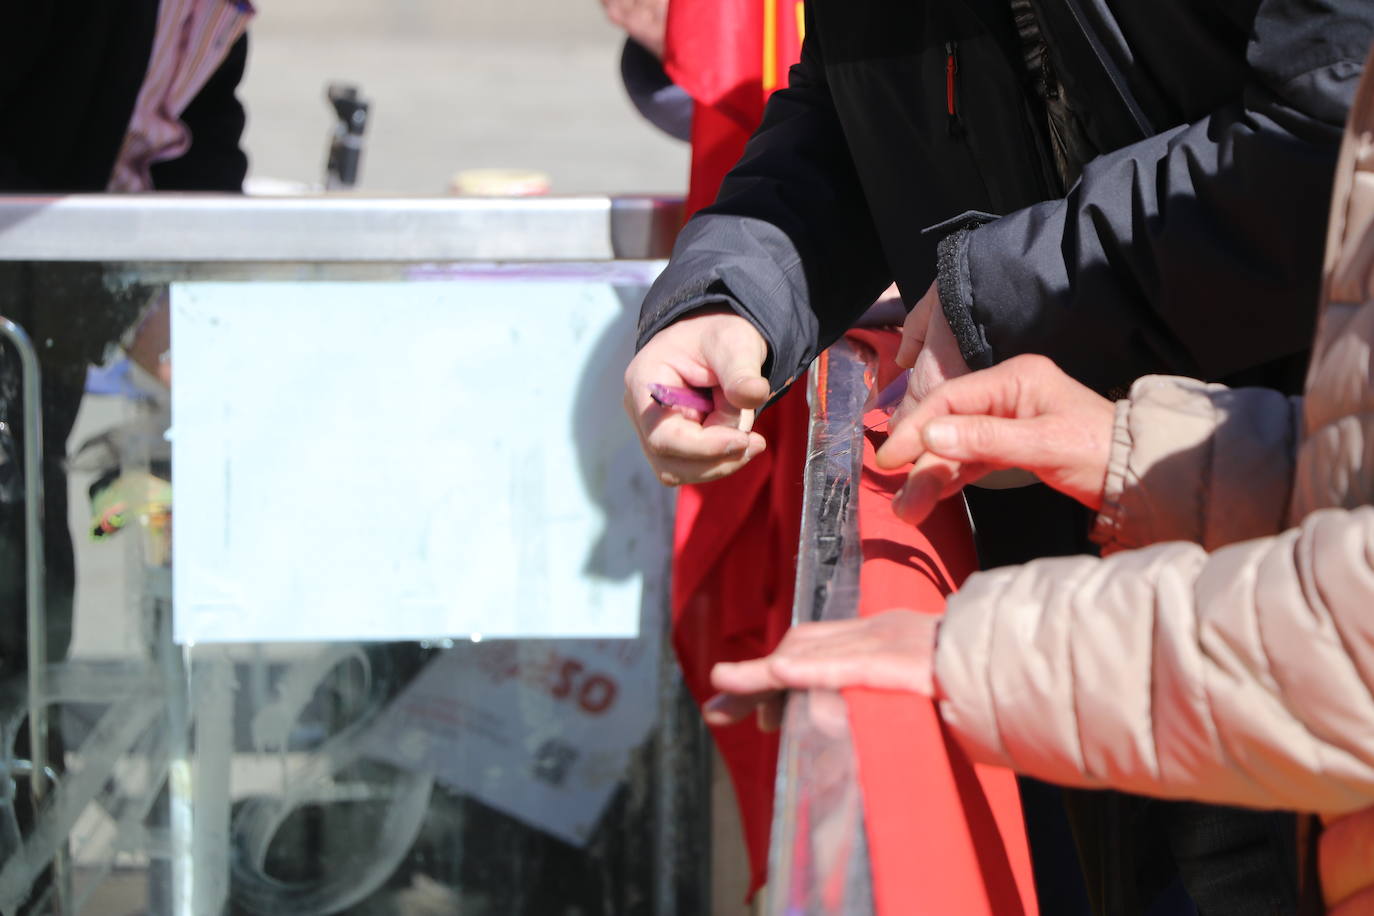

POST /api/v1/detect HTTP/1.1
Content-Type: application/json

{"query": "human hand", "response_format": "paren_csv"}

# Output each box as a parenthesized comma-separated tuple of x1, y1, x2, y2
(895, 281, 971, 402)
(623, 308, 771, 486)
(703, 610, 941, 731)
(600, 0, 669, 58)
(876, 354, 1115, 524)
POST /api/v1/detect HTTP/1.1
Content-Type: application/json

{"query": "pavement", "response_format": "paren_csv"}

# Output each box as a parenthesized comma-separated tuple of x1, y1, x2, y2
(239, 0, 690, 195)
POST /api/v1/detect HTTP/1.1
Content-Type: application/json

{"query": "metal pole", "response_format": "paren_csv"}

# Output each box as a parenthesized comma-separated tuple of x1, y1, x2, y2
(0, 318, 47, 809)
(0, 316, 66, 915)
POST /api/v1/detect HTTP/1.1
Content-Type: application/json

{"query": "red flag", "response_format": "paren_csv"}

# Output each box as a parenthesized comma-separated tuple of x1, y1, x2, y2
(660, 2, 808, 895)
(659, 0, 807, 895)
(668, 389, 807, 898)
(664, 0, 805, 215)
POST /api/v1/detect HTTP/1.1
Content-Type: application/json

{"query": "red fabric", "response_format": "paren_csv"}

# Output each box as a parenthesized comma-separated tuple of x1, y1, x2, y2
(664, 0, 809, 894)
(670, 382, 809, 897)
(669, 332, 1039, 910)
(683, 101, 754, 217)
(664, 0, 804, 215)
(844, 330, 1039, 916)
(665, 7, 1034, 906)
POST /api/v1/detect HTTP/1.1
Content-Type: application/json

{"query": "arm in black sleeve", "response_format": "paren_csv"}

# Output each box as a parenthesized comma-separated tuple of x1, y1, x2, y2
(620, 38, 693, 142)
(937, 0, 1373, 392)
(150, 33, 250, 192)
(636, 6, 889, 394)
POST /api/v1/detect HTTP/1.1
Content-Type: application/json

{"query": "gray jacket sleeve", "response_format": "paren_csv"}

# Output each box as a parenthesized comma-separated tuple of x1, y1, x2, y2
(635, 4, 889, 394)
(937, 1, 1372, 392)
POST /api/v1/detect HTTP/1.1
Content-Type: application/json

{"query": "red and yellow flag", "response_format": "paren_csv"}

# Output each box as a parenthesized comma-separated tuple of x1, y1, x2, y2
(663, 0, 805, 215)
(658, 1, 807, 898)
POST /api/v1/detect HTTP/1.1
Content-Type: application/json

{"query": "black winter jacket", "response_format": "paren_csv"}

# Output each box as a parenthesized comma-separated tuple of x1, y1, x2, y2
(637, 0, 1374, 396)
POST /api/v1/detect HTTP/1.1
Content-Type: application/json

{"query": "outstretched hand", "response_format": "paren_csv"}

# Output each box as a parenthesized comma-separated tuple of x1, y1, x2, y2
(877, 354, 1116, 524)
(623, 308, 772, 486)
(704, 611, 941, 731)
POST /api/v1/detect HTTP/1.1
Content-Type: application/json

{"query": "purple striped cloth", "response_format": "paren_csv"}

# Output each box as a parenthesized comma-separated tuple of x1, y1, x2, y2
(108, 0, 255, 192)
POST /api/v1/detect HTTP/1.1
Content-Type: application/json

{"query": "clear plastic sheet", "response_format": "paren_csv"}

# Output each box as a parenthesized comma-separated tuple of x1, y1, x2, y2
(766, 338, 877, 916)
(0, 249, 710, 915)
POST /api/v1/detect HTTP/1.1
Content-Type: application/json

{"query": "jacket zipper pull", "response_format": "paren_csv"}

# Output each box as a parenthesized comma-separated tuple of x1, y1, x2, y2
(945, 41, 962, 137)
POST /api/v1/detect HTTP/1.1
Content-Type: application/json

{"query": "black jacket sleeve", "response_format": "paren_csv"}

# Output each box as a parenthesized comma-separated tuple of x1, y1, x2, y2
(636, 5, 889, 394)
(149, 33, 250, 192)
(938, 0, 1373, 392)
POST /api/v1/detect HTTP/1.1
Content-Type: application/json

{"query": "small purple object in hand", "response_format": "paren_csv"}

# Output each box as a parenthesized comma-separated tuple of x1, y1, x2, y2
(649, 383, 714, 413)
(874, 370, 912, 412)
(864, 370, 913, 432)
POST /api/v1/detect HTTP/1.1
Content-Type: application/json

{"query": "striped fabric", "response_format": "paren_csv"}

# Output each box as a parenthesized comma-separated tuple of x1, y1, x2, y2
(108, 0, 255, 192)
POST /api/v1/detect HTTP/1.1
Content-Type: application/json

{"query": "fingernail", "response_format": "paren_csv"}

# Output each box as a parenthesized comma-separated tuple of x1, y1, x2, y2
(892, 485, 914, 521)
(923, 422, 956, 452)
(743, 440, 763, 461)
(893, 477, 931, 522)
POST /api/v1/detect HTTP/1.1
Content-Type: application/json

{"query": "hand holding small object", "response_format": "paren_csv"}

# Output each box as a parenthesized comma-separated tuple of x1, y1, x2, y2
(649, 383, 714, 413)
(623, 308, 770, 486)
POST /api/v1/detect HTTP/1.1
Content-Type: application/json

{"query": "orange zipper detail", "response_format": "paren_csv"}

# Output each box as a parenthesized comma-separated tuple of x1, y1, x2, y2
(946, 45, 957, 116)
(945, 41, 962, 136)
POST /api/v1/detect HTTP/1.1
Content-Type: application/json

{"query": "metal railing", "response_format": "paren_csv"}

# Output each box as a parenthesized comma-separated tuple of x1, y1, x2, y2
(0, 194, 683, 262)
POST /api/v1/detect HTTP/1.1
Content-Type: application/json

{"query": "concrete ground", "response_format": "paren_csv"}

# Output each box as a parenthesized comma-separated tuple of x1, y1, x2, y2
(238, 0, 690, 195)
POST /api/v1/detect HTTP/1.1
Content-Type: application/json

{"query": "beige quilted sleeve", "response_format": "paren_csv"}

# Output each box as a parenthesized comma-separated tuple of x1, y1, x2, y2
(934, 505, 1374, 815)
(1090, 377, 1303, 552)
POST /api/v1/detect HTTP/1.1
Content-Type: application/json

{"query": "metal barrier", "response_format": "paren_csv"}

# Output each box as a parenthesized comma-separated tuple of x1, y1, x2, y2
(0, 315, 67, 915)
(0, 192, 883, 915)
(0, 194, 709, 916)
(0, 319, 47, 805)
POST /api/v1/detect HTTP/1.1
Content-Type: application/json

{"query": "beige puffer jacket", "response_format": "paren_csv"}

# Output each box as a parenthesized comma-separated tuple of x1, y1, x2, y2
(932, 40, 1374, 888)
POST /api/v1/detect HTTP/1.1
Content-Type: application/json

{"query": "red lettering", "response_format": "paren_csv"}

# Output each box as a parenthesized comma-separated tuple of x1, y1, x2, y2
(552, 658, 584, 699)
(578, 675, 617, 714)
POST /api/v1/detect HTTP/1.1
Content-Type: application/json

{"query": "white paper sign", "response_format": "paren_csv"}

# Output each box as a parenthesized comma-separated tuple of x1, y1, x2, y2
(171, 276, 670, 643)
(363, 633, 660, 846)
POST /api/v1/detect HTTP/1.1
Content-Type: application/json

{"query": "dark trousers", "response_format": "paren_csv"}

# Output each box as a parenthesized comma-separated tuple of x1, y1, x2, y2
(1061, 788, 1297, 916)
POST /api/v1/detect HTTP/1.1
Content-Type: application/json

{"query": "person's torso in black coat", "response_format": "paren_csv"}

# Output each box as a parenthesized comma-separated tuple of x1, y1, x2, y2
(807, 0, 1254, 318)
(0, 0, 248, 193)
